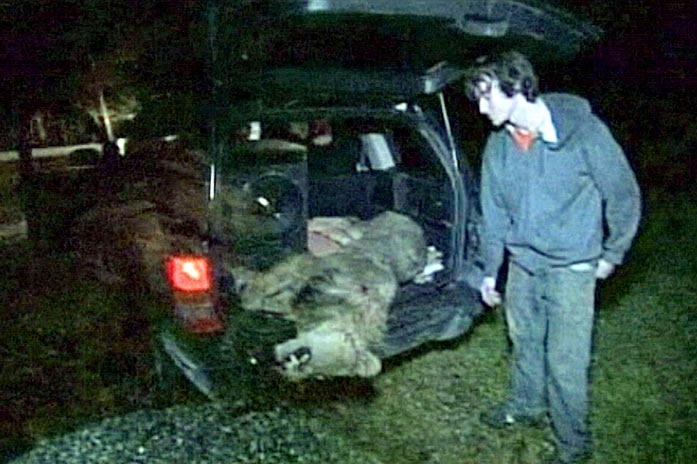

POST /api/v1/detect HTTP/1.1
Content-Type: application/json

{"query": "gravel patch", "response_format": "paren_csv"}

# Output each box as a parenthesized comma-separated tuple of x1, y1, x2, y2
(9, 403, 380, 464)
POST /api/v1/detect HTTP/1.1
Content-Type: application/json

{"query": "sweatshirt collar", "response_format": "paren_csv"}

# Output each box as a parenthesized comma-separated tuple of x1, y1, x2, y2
(537, 97, 558, 144)
(505, 97, 558, 146)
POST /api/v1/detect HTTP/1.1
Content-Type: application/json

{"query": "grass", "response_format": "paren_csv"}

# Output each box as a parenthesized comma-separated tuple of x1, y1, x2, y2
(0, 163, 22, 223)
(293, 188, 697, 464)
(1, 179, 696, 462)
(587, 190, 697, 464)
(0, 245, 172, 462)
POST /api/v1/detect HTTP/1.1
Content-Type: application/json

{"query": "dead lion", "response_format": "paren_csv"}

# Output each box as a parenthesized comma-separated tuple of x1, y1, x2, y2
(239, 211, 427, 380)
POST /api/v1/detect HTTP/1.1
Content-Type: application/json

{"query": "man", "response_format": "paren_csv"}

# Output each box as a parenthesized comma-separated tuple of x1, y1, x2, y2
(465, 51, 641, 463)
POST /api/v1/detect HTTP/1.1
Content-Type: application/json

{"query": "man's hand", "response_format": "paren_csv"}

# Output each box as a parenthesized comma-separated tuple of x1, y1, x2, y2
(596, 259, 615, 280)
(480, 277, 502, 307)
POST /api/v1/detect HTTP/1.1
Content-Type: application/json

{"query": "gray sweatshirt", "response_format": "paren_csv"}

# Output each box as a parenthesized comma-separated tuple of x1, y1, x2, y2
(480, 93, 641, 277)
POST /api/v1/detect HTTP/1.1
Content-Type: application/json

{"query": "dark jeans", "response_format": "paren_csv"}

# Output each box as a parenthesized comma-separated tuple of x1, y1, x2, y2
(504, 260, 596, 455)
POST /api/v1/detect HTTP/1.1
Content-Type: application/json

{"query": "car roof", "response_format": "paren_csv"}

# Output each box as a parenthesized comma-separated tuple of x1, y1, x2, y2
(129, 1, 600, 141)
(259, 0, 601, 62)
(213, 1, 600, 105)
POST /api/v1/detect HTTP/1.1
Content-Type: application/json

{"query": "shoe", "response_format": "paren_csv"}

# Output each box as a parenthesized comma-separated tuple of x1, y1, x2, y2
(480, 404, 546, 429)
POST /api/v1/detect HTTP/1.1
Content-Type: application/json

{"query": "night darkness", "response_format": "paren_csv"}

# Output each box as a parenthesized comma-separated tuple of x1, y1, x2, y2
(1, 1, 697, 463)
(2, 1, 696, 94)
(1, 0, 696, 186)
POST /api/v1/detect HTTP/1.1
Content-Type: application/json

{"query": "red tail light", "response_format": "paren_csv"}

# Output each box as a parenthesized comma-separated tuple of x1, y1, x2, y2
(166, 255, 212, 292)
(166, 254, 224, 334)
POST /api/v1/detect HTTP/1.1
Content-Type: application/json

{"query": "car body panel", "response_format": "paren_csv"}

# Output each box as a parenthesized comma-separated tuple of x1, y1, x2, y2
(160, 89, 485, 385)
(247, 0, 601, 65)
(154, 0, 599, 391)
(297, 0, 600, 48)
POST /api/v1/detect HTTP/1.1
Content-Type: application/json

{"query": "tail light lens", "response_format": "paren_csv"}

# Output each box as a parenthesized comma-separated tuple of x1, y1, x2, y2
(165, 254, 224, 334)
(166, 255, 212, 292)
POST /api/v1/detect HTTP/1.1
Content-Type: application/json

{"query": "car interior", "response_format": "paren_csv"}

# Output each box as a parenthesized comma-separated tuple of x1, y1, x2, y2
(306, 117, 453, 265)
(213, 115, 456, 285)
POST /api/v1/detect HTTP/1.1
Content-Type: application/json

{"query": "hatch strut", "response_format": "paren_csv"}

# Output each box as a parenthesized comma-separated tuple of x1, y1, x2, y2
(207, 0, 219, 201)
(437, 91, 458, 170)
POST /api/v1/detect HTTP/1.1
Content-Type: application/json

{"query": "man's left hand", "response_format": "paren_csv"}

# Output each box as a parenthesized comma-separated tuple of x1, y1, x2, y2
(596, 259, 615, 280)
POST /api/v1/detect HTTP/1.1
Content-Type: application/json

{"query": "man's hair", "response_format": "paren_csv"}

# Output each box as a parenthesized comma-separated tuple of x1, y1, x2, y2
(464, 51, 539, 102)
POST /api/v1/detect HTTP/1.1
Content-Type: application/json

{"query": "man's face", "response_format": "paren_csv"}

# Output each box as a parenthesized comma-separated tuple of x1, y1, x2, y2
(476, 78, 516, 127)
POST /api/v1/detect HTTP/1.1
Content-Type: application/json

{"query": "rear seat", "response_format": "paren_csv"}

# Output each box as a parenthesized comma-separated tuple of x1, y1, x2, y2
(307, 134, 394, 219)
(308, 170, 393, 220)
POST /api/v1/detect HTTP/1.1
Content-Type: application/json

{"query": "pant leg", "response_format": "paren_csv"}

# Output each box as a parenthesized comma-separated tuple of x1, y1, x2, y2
(544, 265, 596, 455)
(504, 262, 547, 415)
